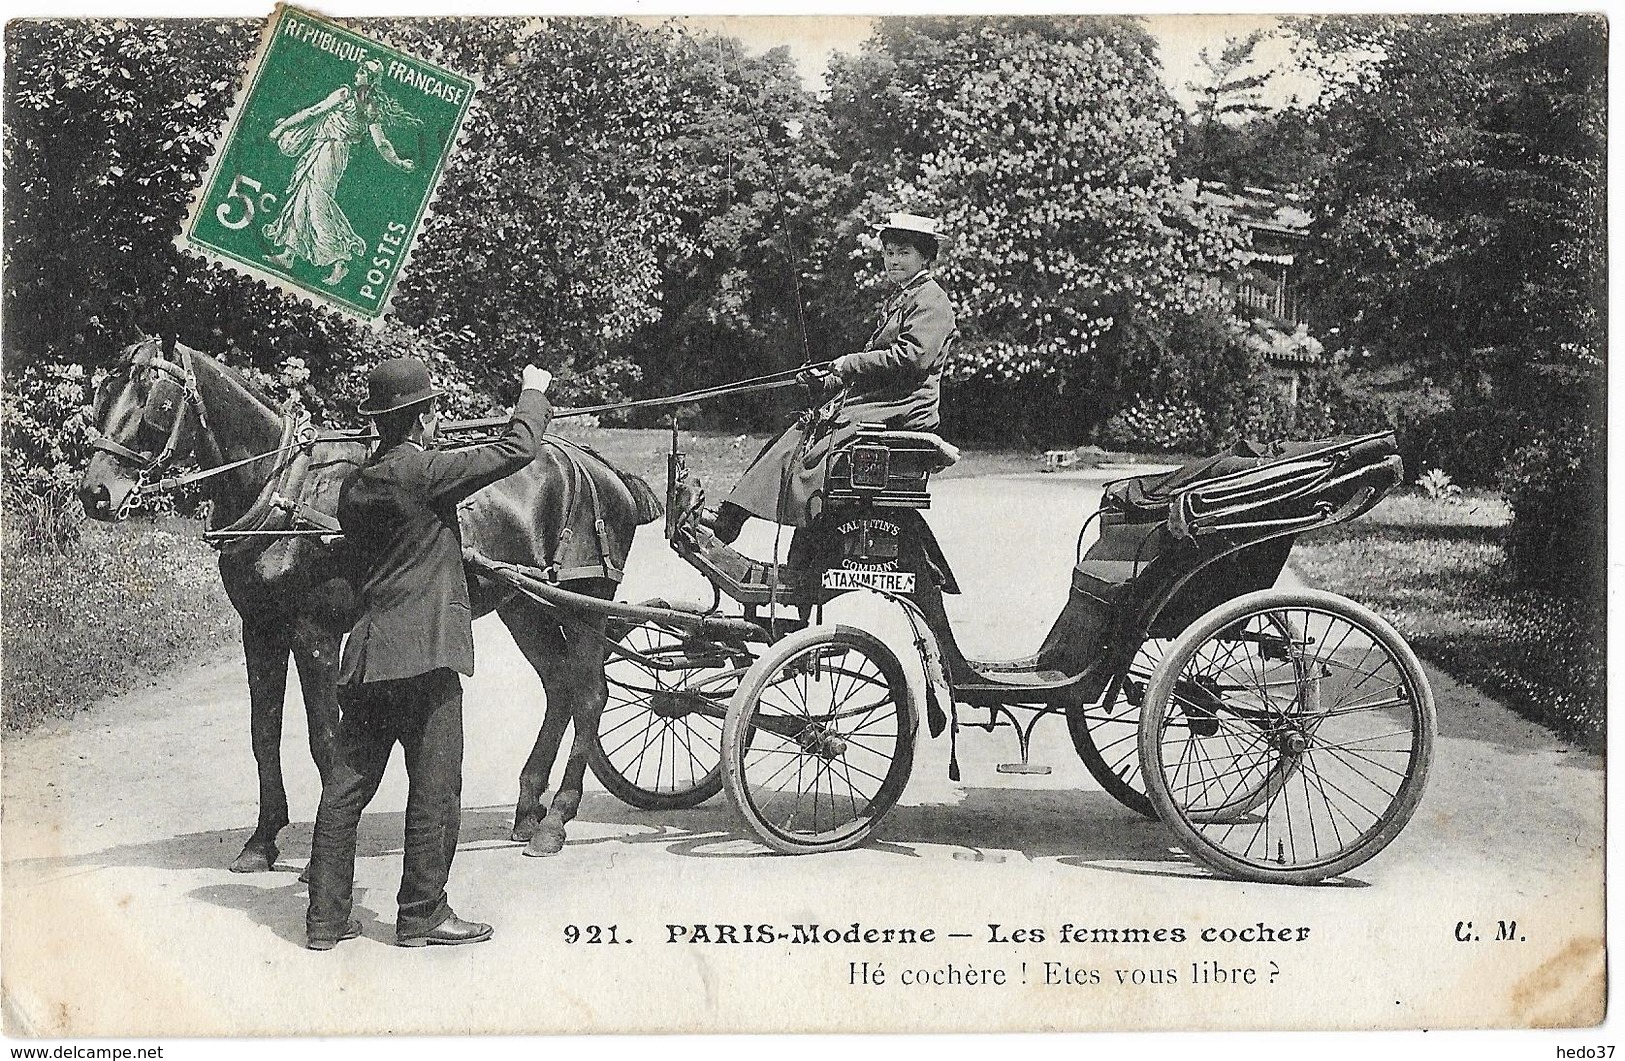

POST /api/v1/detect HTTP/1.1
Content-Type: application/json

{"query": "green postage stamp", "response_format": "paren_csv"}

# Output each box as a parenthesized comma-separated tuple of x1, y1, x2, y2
(178, 6, 476, 321)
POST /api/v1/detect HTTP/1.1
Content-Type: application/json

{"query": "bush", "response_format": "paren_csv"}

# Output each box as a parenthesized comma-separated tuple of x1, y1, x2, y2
(1497, 419, 1605, 591)
(1099, 396, 1213, 453)
(1398, 404, 1522, 488)
(1, 360, 96, 493)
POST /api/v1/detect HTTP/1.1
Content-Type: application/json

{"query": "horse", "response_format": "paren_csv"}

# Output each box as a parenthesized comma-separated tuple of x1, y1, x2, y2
(77, 337, 660, 870)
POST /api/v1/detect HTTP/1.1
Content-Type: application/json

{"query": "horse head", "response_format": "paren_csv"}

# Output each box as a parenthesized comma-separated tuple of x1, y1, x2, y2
(78, 337, 202, 520)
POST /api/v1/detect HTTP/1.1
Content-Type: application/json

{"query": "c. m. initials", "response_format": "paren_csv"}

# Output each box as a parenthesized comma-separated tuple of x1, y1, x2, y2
(1452, 919, 1524, 942)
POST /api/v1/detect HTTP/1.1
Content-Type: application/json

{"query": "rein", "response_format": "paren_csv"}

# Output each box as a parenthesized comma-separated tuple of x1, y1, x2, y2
(310, 361, 828, 445)
(102, 348, 830, 530)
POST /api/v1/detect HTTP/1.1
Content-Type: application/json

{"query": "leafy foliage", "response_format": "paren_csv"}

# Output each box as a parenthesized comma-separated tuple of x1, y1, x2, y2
(1288, 14, 1605, 588)
(3, 18, 822, 424)
(1295, 15, 1605, 390)
(4, 19, 365, 386)
(1415, 468, 1462, 505)
(815, 17, 1249, 439)
(1, 360, 96, 491)
(1181, 31, 1272, 184)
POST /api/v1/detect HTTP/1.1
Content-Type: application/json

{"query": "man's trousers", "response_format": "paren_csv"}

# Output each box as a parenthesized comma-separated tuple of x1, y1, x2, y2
(306, 667, 464, 942)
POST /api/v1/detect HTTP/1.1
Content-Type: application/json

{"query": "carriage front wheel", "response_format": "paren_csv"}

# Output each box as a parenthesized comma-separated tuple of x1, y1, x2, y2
(722, 626, 916, 854)
(1138, 588, 1435, 885)
(587, 605, 752, 810)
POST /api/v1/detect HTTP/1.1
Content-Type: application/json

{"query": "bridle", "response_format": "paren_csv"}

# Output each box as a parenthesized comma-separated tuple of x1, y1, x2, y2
(89, 337, 831, 537)
(90, 339, 317, 527)
(91, 341, 206, 513)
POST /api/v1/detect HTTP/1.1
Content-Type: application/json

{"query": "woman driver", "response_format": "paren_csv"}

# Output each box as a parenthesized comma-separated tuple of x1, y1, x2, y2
(704, 211, 957, 542)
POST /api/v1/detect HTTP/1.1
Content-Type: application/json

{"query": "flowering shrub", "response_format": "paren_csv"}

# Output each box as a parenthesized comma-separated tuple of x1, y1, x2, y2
(1099, 397, 1212, 453)
(1, 361, 95, 492)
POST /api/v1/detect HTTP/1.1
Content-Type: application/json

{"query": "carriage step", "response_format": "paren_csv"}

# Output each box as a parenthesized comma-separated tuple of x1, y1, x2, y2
(996, 763, 1052, 775)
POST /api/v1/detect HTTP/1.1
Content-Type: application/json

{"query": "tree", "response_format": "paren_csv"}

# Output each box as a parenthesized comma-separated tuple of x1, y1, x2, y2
(816, 16, 1247, 441)
(1293, 15, 1603, 388)
(3, 19, 362, 390)
(614, 31, 828, 428)
(1290, 14, 1605, 584)
(1181, 31, 1271, 184)
(3, 18, 826, 424)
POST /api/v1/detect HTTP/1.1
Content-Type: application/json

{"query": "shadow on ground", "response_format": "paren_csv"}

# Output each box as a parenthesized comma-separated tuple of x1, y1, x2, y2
(5, 785, 1376, 925)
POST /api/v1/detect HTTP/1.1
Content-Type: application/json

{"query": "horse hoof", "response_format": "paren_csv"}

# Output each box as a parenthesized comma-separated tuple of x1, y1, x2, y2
(230, 842, 279, 874)
(523, 829, 566, 858)
(510, 817, 542, 844)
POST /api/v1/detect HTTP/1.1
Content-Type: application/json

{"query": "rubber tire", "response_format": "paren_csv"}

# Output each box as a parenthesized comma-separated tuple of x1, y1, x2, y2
(586, 607, 746, 810)
(1066, 642, 1168, 819)
(722, 625, 916, 854)
(1138, 588, 1435, 885)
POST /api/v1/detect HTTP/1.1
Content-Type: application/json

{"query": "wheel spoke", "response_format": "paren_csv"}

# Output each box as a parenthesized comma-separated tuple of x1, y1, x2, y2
(1143, 600, 1431, 881)
(727, 633, 913, 851)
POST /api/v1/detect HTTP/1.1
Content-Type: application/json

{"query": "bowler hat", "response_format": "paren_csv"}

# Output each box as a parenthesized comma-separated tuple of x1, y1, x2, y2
(359, 357, 444, 416)
(872, 212, 949, 245)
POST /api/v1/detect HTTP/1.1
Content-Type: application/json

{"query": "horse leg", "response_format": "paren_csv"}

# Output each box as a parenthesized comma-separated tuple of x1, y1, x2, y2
(528, 611, 610, 858)
(292, 634, 340, 784)
(231, 623, 293, 873)
(291, 635, 342, 883)
(497, 600, 573, 845)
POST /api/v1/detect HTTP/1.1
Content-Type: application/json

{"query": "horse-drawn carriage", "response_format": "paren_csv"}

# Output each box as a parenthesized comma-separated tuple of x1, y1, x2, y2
(487, 424, 1435, 885)
(82, 338, 1433, 884)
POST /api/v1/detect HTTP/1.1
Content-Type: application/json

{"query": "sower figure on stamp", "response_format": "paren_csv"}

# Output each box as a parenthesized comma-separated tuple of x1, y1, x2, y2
(305, 357, 551, 950)
(702, 212, 958, 541)
(264, 57, 420, 287)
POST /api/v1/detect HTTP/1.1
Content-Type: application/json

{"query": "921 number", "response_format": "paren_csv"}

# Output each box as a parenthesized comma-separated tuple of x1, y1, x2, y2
(564, 924, 626, 944)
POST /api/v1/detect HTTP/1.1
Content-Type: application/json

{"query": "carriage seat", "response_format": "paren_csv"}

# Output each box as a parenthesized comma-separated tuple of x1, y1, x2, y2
(825, 429, 959, 510)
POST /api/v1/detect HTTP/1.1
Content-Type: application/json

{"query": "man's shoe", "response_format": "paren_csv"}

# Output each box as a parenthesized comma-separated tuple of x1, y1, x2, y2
(398, 914, 493, 948)
(307, 919, 362, 951)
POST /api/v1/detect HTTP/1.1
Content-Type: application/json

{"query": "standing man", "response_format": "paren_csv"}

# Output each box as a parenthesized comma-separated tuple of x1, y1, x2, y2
(305, 357, 551, 950)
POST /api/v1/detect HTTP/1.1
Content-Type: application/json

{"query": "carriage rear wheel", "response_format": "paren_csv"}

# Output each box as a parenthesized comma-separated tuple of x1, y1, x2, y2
(1070, 616, 1302, 821)
(587, 604, 752, 810)
(722, 626, 916, 854)
(1138, 589, 1435, 885)
(1066, 638, 1171, 819)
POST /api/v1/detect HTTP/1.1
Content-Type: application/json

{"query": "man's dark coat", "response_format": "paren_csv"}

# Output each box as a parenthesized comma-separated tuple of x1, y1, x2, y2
(336, 390, 551, 684)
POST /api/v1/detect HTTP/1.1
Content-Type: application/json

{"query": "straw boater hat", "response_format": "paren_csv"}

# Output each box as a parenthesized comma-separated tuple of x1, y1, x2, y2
(359, 357, 445, 416)
(872, 212, 950, 247)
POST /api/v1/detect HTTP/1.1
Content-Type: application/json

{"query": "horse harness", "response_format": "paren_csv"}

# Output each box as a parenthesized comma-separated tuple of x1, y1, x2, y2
(97, 341, 622, 579)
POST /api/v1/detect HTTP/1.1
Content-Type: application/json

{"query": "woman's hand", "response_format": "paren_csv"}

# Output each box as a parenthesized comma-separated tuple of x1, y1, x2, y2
(829, 354, 860, 380)
(796, 364, 832, 388)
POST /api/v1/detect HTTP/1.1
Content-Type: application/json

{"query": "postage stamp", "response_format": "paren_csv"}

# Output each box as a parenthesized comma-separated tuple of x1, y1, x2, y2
(177, 5, 475, 322)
